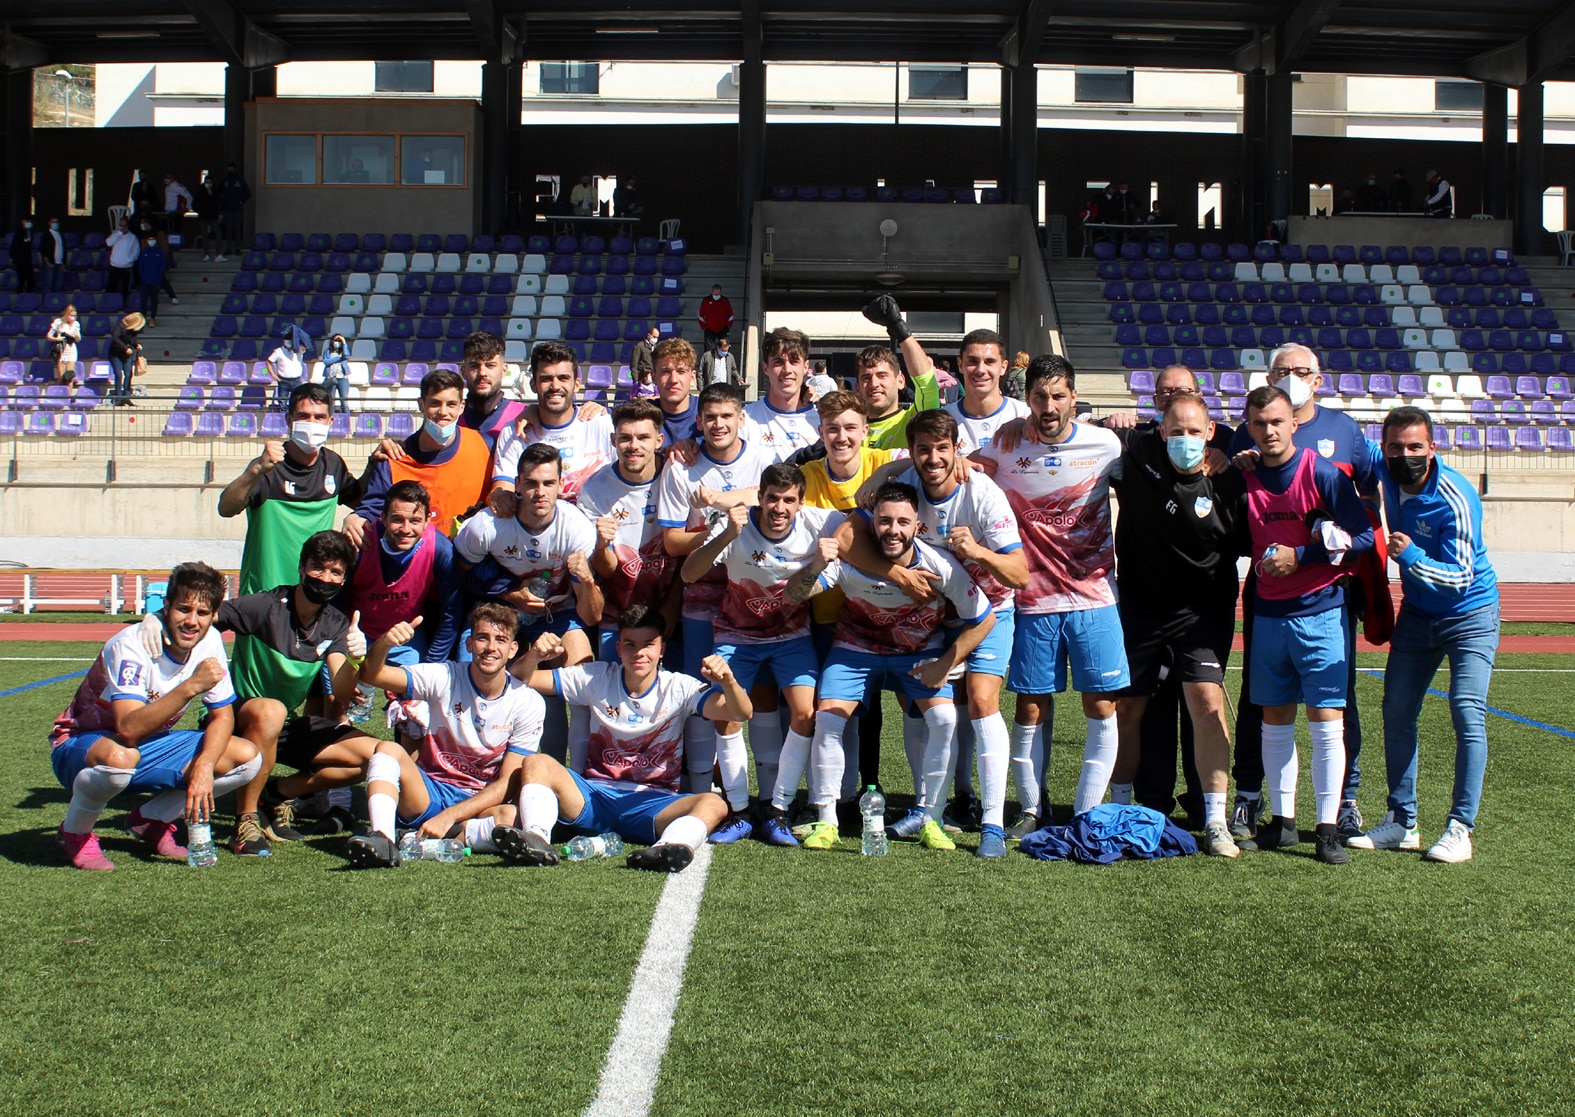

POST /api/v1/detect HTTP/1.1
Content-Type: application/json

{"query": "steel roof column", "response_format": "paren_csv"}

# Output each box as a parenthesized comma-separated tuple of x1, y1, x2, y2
(737, 0, 765, 247)
(1, 69, 33, 228)
(1482, 83, 1509, 220)
(251, 66, 276, 100)
(224, 63, 248, 167)
(1008, 61, 1037, 209)
(1265, 70, 1293, 233)
(1515, 81, 1545, 256)
(481, 60, 521, 234)
(998, 65, 1014, 199)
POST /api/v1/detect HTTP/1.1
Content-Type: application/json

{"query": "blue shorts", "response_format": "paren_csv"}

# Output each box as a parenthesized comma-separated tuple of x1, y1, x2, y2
(567, 770, 684, 845)
(598, 626, 620, 663)
(716, 636, 815, 692)
(51, 729, 206, 795)
(1249, 609, 1349, 709)
(404, 770, 476, 827)
(819, 646, 954, 705)
(682, 615, 715, 676)
(950, 607, 1015, 679)
(1010, 606, 1131, 695)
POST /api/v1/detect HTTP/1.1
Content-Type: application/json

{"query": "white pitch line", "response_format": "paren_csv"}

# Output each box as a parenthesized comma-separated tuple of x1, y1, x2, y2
(0, 657, 91, 662)
(582, 841, 713, 1117)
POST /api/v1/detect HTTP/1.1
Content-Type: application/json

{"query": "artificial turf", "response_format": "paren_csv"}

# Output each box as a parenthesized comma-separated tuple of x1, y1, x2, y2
(1, 640, 1571, 1116)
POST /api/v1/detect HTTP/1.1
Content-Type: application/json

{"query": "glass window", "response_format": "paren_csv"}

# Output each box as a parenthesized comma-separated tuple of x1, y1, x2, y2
(1074, 69, 1134, 104)
(401, 136, 465, 186)
(1435, 80, 1483, 112)
(265, 134, 317, 185)
(540, 63, 599, 95)
(323, 136, 395, 185)
(909, 66, 967, 101)
(375, 62, 434, 93)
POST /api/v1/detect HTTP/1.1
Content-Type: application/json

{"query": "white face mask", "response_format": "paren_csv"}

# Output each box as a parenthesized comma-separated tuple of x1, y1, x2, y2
(290, 420, 330, 451)
(1281, 373, 1313, 409)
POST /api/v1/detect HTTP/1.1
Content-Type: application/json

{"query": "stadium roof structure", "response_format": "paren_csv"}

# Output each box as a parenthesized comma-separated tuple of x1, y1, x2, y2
(4, 0, 1575, 86)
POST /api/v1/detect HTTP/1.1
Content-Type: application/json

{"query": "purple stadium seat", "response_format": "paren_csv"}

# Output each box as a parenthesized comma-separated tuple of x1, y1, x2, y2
(1548, 426, 1574, 451)
(1485, 425, 1512, 451)
(163, 411, 194, 437)
(207, 386, 237, 411)
(388, 413, 417, 439)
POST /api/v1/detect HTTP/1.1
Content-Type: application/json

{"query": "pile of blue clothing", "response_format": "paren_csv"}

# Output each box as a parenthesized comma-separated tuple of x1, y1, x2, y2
(1019, 804, 1198, 864)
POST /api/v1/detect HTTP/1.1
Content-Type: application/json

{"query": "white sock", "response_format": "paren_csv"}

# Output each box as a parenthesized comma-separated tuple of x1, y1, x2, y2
(1309, 719, 1346, 827)
(748, 714, 783, 800)
(327, 787, 353, 810)
(518, 783, 559, 840)
(140, 787, 187, 823)
(63, 765, 134, 834)
(953, 714, 977, 800)
(1109, 781, 1133, 806)
(657, 814, 708, 850)
(918, 705, 958, 817)
(682, 716, 716, 795)
(902, 710, 925, 802)
(1010, 721, 1044, 816)
(211, 754, 262, 799)
(771, 729, 812, 812)
(568, 705, 591, 772)
(1262, 722, 1299, 819)
(366, 751, 402, 839)
(973, 714, 1009, 828)
(715, 730, 749, 812)
(465, 817, 498, 852)
(1073, 714, 1119, 815)
(1203, 791, 1227, 826)
(809, 710, 848, 818)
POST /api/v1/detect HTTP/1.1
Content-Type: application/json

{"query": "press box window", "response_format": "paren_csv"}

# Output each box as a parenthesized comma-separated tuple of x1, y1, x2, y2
(375, 62, 434, 94)
(323, 136, 395, 185)
(1075, 69, 1134, 104)
(1435, 81, 1483, 112)
(541, 63, 600, 95)
(265, 135, 317, 184)
(401, 137, 466, 186)
(909, 66, 967, 101)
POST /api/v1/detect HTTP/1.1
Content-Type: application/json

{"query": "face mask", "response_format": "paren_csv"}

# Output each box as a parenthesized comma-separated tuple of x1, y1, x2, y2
(1386, 453, 1430, 486)
(24, 221, 32, 229)
(1166, 434, 1206, 471)
(1367, 179, 1376, 186)
(147, 240, 157, 248)
(423, 417, 457, 443)
(332, 342, 343, 352)
(50, 223, 59, 231)
(300, 575, 340, 606)
(1281, 374, 1313, 409)
(290, 420, 330, 451)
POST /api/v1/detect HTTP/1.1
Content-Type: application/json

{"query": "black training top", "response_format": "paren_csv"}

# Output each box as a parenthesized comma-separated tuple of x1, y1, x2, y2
(247, 447, 360, 509)
(218, 586, 351, 663)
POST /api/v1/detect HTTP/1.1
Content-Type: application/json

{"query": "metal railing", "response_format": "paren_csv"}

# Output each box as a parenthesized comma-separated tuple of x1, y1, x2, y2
(0, 570, 242, 614)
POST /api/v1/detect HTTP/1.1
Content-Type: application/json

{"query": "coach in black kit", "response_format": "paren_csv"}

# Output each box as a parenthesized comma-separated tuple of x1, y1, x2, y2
(1108, 389, 1250, 856)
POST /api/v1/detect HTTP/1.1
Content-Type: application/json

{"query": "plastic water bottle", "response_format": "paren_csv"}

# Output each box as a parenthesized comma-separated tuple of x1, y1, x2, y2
(187, 820, 218, 868)
(561, 832, 625, 861)
(859, 786, 887, 856)
(527, 569, 555, 600)
(397, 832, 469, 862)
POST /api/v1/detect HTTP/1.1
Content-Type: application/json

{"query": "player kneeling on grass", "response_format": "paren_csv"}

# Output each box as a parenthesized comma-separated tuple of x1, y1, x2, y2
(51, 562, 261, 870)
(783, 482, 994, 852)
(495, 605, 752, 873)
(344, 603, 546, 868)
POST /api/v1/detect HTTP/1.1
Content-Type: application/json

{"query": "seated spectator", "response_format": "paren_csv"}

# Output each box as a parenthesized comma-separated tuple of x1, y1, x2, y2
(570, 174, 598, 216)
(614, 176, 645, 219)
(1353, 172, 1388, 212)
(1334, 188, 1358, 214)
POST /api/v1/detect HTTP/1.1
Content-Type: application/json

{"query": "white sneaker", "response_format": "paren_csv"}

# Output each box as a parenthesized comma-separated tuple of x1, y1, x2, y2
(202, 254, 212, 262)
(170, 296, 180, 304)
(216, 254, 229, 262)
(1345, 811, 1420, 850)
(1424, 819, 1473, 863)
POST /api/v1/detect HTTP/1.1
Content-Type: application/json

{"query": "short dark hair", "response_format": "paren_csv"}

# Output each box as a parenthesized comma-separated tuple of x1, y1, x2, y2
(871, 481, 920, 514)
(1383, 404, 1434, 440)
(760, 462, 806, 498)
(299, 531, 357, 576)
(516, 441, 564, 479)
(698, 382, 745, 411)
(958, 328, 1005, 360)
(856, 344, 900, 375)
(464, 330, 505, 366)
(612, 400, 665, 430)
(762, 327, 811, 365)
(1245, 384, 1292, 416)
(166, 562, 227, 613)
(530, 339, 579, 379)
(420, 367, 465, 399)
(469, 602, 519, 638)
(288, 382, 333, 416)
(906, 408, 960, 448)
(618, 603, 667, 635)
(384, 480, 431, 514)
(1025, 354, 1076, 394)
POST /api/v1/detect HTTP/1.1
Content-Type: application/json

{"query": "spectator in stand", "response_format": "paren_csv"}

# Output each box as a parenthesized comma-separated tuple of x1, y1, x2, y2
(267, 330, 307, 411)
(219, 162, 251, 261)
(108, 313, 144, 407)
(194, 174, 224, 261)
(39, 216, 66, 293)
(161, 171, 194, 247)
(631, 324, 659, 384)
(129, 170, 157, 220)
(320, 333, 352, 414)
(1144, 199, 1168, 225)
(613, 176, 646, 219)
(1424, 170, 1453, 218)
(1334, 188, 1358, 215)
(46, 304, 82, 386)
(136, 232, 169, 328)
(631, 364, 659, 399)
(1390, 169, 1413, 213)
(1098, 183, 1121, 224)
(698, 336, 738, 386)
(8, 217, 36, 294)
(1002, 350, 1029, 401)
(698, 284, 735, 348)
(106, 214, 141, 302)
(1114, 182, 1140, 224)
(1353, 171, 1388, 212)
(806, 361, 838, 400)
(570, 174, 598, 216)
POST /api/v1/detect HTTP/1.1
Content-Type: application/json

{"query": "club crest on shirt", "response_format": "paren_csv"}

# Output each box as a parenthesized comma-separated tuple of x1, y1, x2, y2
(324, 475, 337, 495)
(117, 661, 144, 688)
(1317, 439, 1336, 458)
(315, 639, 332, 658)
(749, 550, 767, 564)
(1194, 496, 1213, 518)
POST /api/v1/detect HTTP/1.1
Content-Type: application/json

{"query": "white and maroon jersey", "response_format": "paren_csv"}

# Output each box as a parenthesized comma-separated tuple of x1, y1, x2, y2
(819, 536, 989, 655)
(744, 397, 821, 463)
(576, 462, 678, 626)
(553, 662, 715, 792)
(403, 662, 544, 791)
(978, 421, 1120, 614)
(454, 503, 597, 614)
(892, 468, 1023, 612)
(492, 411, 616, 501)
(703, 506, 841, 644)
(945, 396, 1031, 455)
(52, 625, 236, 747)
(654, 439, 773, 620)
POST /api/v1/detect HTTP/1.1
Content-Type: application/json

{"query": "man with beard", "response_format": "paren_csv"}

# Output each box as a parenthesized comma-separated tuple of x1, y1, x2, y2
(456, 330, 526, 456)
(491, 340, 615, 502)
(857, 296, 940, 450)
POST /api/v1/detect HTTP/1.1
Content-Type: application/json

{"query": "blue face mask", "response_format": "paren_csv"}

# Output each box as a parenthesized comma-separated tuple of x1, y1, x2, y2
(423, 417, 457, 443)
(1166, 434, 1206, 471)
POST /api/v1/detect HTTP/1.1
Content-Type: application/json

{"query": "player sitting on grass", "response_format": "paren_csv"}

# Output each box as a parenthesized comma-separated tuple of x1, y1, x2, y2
(783, 482, 995, 852)
(51, 562, 261, 870)
(494, 605, 752, 873)
(344, 603, 546, 868)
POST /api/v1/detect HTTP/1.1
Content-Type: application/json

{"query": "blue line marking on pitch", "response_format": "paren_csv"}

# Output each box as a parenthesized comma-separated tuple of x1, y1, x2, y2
(1359, 668, 1575, 741)
(0, 670, 88, 700)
